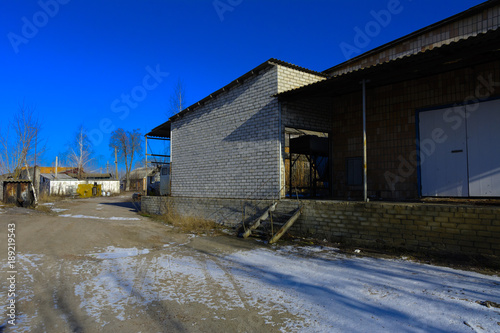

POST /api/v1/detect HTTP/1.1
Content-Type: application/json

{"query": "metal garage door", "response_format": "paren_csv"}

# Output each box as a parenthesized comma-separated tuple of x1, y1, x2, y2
(467, 98, 500, 196)
(418, 99, 500, 197)
(419, 106, 468, 197)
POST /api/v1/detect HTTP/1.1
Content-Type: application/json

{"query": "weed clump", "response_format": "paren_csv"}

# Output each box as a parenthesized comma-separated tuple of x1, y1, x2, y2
(156, 202, 223, 236)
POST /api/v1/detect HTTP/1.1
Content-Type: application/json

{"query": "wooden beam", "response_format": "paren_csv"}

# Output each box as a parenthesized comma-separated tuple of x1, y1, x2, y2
(269, 208, 301, 244)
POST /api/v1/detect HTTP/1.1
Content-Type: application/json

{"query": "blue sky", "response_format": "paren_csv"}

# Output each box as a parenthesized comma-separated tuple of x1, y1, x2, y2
(0, 0, 486, 171)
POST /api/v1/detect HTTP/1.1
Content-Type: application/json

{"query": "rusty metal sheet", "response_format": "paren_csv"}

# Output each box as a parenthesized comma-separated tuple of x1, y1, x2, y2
(3, 181, 33, 207)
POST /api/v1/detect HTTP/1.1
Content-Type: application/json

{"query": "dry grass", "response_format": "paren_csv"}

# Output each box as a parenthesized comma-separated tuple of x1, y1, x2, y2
(37, 192, 67, 204)
(155, 202, 224, 236)
(34, 193, 68, 213)
(35, 204, 53, 213)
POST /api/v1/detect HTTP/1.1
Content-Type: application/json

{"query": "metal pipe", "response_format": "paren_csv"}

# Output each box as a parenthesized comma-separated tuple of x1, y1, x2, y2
(278, 102, 282, 200)
(362, 79, 368, 202)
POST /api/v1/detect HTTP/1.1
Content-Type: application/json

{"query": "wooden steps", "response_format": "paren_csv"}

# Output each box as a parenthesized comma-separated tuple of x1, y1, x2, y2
(269, 208, 301, 244)
(241, 202, 277, 238)
(239, 202, 301, 243)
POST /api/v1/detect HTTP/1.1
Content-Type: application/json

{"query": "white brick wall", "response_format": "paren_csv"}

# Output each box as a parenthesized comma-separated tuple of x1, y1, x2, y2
(171, 66, 280, 199)
(170, 63, 326, 199)
(277, 66, 326, 93)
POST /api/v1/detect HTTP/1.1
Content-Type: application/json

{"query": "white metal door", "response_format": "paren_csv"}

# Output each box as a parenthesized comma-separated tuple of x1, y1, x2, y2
(419, 107, 469, 197)
(467, 99, 500, 196)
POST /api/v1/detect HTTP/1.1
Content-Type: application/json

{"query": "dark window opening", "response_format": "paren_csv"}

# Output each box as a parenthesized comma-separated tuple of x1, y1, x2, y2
(346, 157, 363, 186)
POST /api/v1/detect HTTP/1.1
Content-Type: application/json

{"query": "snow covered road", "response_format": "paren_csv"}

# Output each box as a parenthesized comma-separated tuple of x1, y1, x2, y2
(7, 244, 500, 332)
(1, 196, 499, 332)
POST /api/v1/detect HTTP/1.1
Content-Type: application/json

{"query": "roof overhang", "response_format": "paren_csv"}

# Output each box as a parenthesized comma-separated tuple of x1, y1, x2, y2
(146, 121, 171, 139)
(276, 28, 500, 102)
(323, 0, 500, 75)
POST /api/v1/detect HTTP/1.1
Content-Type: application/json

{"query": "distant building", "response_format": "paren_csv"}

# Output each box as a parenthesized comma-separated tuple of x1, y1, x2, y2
(40, 172, 120, 196)
(125, 167, 161, 194)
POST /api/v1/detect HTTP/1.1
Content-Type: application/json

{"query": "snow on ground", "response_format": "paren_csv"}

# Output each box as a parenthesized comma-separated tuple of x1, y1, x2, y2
(70, 245, 500, 332)
(58, 214, 140, 221)
(10, 254, 44, 333)
(51, 208, 68, 213)
(3, 244, 499, 332)
(227, 246, 500, 332)
(90, 246, 150, 260)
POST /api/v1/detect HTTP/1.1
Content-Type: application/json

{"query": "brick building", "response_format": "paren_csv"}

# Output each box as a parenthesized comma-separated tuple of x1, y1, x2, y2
(148, 59, 328, 199)
(279, 1, 500, 200)
(149, 0, 500, 202)
(144, 1, 500, 257)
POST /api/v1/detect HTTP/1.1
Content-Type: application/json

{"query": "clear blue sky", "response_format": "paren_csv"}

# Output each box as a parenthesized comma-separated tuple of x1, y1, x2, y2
(0, 0, 486, 170)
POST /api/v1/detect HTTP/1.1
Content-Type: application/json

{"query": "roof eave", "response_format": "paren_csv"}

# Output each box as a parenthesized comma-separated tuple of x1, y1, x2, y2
(323, 0, 500, 75)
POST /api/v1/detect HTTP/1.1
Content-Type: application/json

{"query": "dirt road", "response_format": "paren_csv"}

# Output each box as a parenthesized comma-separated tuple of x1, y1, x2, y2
(0, 195, 288, 333)
(2, 196, 500, 333)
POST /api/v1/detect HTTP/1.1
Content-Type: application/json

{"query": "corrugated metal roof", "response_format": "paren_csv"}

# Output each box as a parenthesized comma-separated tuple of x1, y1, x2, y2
(63, 172, 113, 180)
(323, 0, 500, 75)
(2, 180, 32, 183)
(127, 167, 158, 180)
(40, 173, 76, 180)
(276, 27, 500, 100)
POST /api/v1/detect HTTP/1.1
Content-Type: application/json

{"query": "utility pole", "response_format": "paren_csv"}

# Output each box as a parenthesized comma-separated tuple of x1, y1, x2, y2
(145, 135, 148, 196)
(115, 147, 119, 181)
(34, 132, 37, 167)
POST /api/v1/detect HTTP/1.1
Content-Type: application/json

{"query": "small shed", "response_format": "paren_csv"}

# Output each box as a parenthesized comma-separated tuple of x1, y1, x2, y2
(40, 173, 78, 196)
(3, 180, 34, 207)
(40, 173, 120, 196)
(126, 167, 160, 193)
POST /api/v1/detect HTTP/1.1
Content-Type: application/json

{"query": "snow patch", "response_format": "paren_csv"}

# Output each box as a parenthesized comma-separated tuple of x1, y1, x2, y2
(90, 246, 150, 260)
(8, 245, 498, 332)
(70, 245, 500, 332)
(59, 214, 140, 221)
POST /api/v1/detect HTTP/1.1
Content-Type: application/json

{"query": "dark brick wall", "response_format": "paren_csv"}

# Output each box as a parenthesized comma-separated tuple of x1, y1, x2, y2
(287, 200, 500, 257)
(330, 60, 500, 200)
(142, 196, 500, 258)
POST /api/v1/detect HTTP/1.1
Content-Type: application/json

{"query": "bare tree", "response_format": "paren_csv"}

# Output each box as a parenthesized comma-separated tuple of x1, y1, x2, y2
(167, 78, 186, 117)
(66, 125, 93, 178)
(134, 157, 147, 170)
(0, 104, 44, 178)
(109, 128, 143, 191)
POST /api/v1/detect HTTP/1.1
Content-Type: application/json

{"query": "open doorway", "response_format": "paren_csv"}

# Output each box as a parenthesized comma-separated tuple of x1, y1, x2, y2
(285, 127, 330, 198)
